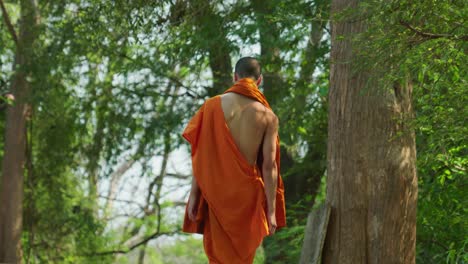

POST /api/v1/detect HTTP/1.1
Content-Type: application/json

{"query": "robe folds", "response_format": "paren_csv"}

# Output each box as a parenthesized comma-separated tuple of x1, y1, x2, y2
(182, 78, 286, 264)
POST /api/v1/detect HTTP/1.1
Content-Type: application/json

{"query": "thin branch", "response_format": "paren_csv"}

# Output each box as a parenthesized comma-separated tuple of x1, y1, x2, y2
(399, 20, 468, 41)
(88, 231, 179, 256)
(104, 159, 136, 214)
(171, 201, 187, 207)
(118, 52, 203, 99)
(166, 172, 191, 180)
(161, 183, 191, 199)
(0, 0, 18, 45)
(103, 213, 134, 220)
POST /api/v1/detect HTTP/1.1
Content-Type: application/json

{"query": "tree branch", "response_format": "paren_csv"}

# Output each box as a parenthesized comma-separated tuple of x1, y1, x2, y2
(166, 172, 191, 180)
(104, 159, 136, 215)
(98, 195, 145, 211)
(171, 201, 187, 207)
(399, 20, 468, 41)
(0, 0, 18, 45)
(87, 231, 179, 256)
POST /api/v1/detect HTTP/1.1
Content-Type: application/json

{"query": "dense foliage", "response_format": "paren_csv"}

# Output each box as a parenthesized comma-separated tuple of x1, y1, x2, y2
(0, 0, 465, 263)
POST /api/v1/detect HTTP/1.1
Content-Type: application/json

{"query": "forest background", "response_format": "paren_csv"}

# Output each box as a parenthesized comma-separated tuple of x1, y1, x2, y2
(0, 0, 466, 263)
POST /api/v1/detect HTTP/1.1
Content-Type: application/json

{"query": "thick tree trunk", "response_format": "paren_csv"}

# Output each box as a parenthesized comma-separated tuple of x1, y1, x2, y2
(322, 1, 418, 263)
(0, 0, 39, 262)
(200, 0, 232, 96)
(208, 47, 232, 95)
(252, 0, 284, 106)
(0, 58, 29, 264)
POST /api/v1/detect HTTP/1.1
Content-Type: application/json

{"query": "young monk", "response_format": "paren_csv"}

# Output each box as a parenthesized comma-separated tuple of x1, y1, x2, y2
(182, 57, 286, 264)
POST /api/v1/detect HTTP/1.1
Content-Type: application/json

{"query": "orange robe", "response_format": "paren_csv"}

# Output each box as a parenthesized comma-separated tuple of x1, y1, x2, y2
(182, 78, 286, 264)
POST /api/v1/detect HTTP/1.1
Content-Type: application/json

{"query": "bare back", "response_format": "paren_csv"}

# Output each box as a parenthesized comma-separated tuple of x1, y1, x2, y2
(220, 93, 274, 165)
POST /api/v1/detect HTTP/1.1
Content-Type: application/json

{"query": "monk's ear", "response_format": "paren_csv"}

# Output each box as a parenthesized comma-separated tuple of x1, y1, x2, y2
(257, 74, 263, 86)
(233, 73, 239, 83)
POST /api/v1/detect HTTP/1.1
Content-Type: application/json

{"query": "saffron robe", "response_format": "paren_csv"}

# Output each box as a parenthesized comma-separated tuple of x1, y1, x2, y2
(182, 78, 286, 263)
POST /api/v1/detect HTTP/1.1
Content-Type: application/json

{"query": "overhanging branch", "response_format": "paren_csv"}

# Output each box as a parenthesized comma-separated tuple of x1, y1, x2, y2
(87, 230, 179, 256)
(166, 172, 191, 180)
(399, 20, 468, 41)
(0, 0, 18, 45)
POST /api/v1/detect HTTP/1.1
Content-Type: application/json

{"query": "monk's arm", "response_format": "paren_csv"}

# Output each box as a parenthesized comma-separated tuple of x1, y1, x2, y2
(190, 176, 200, 198)
(262, 115, 279, 216)
(187, 176, 201, 221)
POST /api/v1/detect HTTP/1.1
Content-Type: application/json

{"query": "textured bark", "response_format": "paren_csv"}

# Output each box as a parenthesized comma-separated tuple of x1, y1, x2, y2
(322, 1, 418, 263)
(0, 0, 40, 262)
(0, 55, 29, 264)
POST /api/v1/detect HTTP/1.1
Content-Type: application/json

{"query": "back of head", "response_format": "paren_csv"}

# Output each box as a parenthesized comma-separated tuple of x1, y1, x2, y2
(235, 57, 261, 80)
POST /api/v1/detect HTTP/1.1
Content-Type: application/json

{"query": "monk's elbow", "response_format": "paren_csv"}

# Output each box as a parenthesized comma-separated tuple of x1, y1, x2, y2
(262, 160, 277, 174)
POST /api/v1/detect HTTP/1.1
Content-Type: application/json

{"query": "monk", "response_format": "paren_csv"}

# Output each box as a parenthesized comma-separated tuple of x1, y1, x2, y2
(182, 57, 286, 264)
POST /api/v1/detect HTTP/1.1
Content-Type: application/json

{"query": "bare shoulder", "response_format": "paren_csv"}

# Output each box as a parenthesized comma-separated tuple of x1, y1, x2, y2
(248, 102, 278, 126)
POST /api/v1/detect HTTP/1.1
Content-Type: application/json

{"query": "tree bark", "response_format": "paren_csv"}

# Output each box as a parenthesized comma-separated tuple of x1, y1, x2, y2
(251, 0, 283, 106)
(208, 44, 232, 96)
(196, 0, 232, 96)
(85, 62, 106, 209)
(323, 1, 418, 263)
(0, 0, 40, 262)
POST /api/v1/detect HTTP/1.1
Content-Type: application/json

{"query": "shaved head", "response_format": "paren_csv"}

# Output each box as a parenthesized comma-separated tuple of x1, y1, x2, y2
(235, 57, 261, 80)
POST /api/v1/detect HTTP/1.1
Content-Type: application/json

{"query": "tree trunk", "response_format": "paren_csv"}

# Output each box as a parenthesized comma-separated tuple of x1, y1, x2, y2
(322, 1, 418, 263)
(252, 0, 284, 106)
(195, 0, 232, 96)
(85, 62, 106, 210)
(0, 0, 40, 262)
